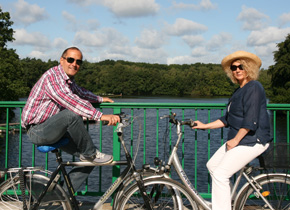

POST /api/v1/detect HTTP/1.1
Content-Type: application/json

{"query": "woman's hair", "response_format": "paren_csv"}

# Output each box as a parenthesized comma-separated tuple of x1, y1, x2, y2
(226, 58, 260, 84)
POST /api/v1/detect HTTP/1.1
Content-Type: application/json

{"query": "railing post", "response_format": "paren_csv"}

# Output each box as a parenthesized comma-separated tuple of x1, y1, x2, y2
(112, 107, 121, 182)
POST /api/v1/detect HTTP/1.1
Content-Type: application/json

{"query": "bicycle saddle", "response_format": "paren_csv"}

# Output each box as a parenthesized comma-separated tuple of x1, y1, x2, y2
(37, 138, 69, 153)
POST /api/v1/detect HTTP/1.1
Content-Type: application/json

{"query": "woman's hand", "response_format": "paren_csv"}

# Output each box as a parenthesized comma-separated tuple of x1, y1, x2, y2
(226, 139, 239, 150)
(192, 120, 207, 129)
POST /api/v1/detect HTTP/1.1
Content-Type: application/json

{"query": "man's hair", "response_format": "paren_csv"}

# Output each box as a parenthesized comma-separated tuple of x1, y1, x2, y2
(61, 47, 83, 59)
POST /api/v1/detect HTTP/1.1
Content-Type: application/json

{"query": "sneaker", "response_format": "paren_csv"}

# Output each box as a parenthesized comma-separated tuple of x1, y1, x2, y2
(80, 150, 113, 165)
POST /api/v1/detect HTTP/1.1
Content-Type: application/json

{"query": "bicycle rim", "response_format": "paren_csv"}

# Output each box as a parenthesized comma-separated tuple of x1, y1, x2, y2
(118, 177, 198, 210)
(0, 173, 72, 210)
(234, 174, 290, 210)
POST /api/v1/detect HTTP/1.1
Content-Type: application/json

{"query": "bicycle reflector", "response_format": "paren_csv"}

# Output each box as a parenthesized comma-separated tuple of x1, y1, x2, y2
(262, 191, 270, 197)
(0, 170, 7, 178)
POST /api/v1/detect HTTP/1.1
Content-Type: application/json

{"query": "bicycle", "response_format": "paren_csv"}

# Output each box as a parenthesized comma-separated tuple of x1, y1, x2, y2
(118, 113, 290, 210)
(0, 113, 197, 210)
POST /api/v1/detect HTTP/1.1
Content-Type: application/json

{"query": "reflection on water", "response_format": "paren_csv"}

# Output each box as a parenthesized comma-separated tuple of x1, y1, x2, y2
(0, 96, 288, 197)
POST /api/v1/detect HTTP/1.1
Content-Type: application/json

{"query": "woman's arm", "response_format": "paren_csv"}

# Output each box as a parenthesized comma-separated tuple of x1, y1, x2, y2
(192, 119, 226, 130)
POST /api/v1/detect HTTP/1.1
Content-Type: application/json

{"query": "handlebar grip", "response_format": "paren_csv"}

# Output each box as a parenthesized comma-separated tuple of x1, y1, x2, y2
(181, 120, 197, 127)
(102, 121, 109, 125)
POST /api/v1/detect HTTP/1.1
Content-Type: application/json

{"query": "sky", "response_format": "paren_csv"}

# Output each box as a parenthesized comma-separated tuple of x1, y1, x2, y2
(1, 0, 290, 69)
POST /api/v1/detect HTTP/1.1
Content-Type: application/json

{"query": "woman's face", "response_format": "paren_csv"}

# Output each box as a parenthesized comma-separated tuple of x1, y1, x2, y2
(231, 61, 248, 85)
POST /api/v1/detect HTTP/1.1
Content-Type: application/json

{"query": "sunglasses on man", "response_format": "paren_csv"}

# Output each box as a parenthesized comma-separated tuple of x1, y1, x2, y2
(230, 64, 243, 71)
(63, 57, 83, 66)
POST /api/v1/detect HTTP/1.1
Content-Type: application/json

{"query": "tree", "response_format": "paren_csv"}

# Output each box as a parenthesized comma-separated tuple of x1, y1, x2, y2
(268, 34, 290, 103)
(0, 7, 14, 48)
(0, 8, 28, 120)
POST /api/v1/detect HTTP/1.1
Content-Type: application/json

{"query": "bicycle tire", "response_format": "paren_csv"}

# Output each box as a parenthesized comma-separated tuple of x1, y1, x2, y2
(118, 177, 198, 210)
(112, 168, 160, 209)
(234, 173, 290, 210)
(0, 173, 72, 210)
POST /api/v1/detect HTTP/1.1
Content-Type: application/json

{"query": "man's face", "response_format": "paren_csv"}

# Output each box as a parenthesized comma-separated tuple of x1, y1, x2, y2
(60, 49, 82, 78)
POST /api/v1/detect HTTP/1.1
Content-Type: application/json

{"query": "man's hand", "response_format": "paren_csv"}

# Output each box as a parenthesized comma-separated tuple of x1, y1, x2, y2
(100, 114, 120, 126)
(102, 97, 114, 103)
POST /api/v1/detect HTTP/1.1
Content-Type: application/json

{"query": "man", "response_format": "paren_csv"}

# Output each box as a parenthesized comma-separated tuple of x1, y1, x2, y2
(21, 47, 120, 190)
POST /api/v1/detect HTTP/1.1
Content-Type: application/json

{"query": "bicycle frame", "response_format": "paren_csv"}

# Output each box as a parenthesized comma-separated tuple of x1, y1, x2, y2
(31, 116, 154, 210)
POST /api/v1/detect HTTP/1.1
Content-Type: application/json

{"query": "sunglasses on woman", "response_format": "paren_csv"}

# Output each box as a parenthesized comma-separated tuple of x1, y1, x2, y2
(63, 57, 83, 66)
(230, 64, 243, 71)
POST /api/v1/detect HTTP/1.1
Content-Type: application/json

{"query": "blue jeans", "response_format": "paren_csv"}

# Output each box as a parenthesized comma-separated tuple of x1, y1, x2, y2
(27, 109, 96, 191)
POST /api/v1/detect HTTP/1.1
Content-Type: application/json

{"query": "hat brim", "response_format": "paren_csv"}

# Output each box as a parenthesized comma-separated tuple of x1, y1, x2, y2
(221, 51, 262, 71)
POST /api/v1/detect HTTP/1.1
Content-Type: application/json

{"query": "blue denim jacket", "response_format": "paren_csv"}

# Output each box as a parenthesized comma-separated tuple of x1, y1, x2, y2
(219, 80, 272, 146)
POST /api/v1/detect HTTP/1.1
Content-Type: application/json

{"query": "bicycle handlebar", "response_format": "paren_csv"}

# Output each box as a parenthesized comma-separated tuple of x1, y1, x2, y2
(160, 113, 196, 127)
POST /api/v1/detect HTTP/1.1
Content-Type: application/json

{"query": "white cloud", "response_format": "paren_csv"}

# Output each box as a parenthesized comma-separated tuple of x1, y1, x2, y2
(130, 47, 167, 63)
(182, 35, 205, 48)
(247, 27, 290, 46)
(255, 43, 277, 57)
(167, 55, 193, 65)
(28, 50, 47, 59)
(74, 28, 129, 48)
(279, 13, 290, 26)
(11, 0, 48, 26)
(255, 43, 276, 68)
(237, 6, 269, 31)
(62, 11, 77, 24)
(52, 38, 69, 49)
(74, 31, 108, 47)
(135, 29, 167, 49)
(13, 29, 50, 47)
(206, 32, 232, 51)
(62, 11, 100, 31)
(172, 0, 217, 11)
(103, 0, 160, 17)
(165, 18, 208, 36)
(87, 19, 100, 31)
(62, 11, 78, 31)
(191, 47, 208, 57)
(66, 0, 103, 6)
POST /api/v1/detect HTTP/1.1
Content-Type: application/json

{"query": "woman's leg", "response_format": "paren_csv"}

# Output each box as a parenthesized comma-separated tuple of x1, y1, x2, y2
(207, 143, 269, 210)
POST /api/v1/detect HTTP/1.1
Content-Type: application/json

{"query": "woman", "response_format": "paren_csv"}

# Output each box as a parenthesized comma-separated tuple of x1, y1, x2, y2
(193, 51, 272, 210)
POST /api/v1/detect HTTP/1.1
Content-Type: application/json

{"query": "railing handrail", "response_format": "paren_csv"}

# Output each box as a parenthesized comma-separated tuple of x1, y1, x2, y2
(1, 101, 290, 109)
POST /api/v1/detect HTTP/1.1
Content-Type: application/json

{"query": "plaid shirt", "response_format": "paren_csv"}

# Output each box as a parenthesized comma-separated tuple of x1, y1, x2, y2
(21, 65, 103, 128)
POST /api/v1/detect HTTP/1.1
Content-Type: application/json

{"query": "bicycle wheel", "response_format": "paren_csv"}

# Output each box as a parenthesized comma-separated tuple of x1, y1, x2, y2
(0, 173, 72, 210)
(118, 177, 198, 210)
(234, 173, 290, 210)
(112, 168, 160, 209)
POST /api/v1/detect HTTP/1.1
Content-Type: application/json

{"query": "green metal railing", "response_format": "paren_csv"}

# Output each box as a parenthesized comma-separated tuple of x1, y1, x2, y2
(1, 101, 290, 198)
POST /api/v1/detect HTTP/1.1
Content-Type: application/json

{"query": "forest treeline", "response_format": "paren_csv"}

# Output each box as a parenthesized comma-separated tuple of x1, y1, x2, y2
(20, 58, 272, 99)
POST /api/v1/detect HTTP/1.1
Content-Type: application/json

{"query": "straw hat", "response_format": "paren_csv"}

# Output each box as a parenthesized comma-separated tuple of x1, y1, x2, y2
(221, 51, 262, 72)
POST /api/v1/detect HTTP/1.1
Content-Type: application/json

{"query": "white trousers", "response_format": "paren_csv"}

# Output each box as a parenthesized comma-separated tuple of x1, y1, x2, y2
(207, 142, 269, 210)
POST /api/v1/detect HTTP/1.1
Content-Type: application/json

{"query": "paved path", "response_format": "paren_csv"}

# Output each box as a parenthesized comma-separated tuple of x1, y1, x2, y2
(80, 202, 112, 210)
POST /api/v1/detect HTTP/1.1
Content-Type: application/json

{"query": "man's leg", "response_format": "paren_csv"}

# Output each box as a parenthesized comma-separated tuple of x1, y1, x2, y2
(28, 109, 96, 156)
